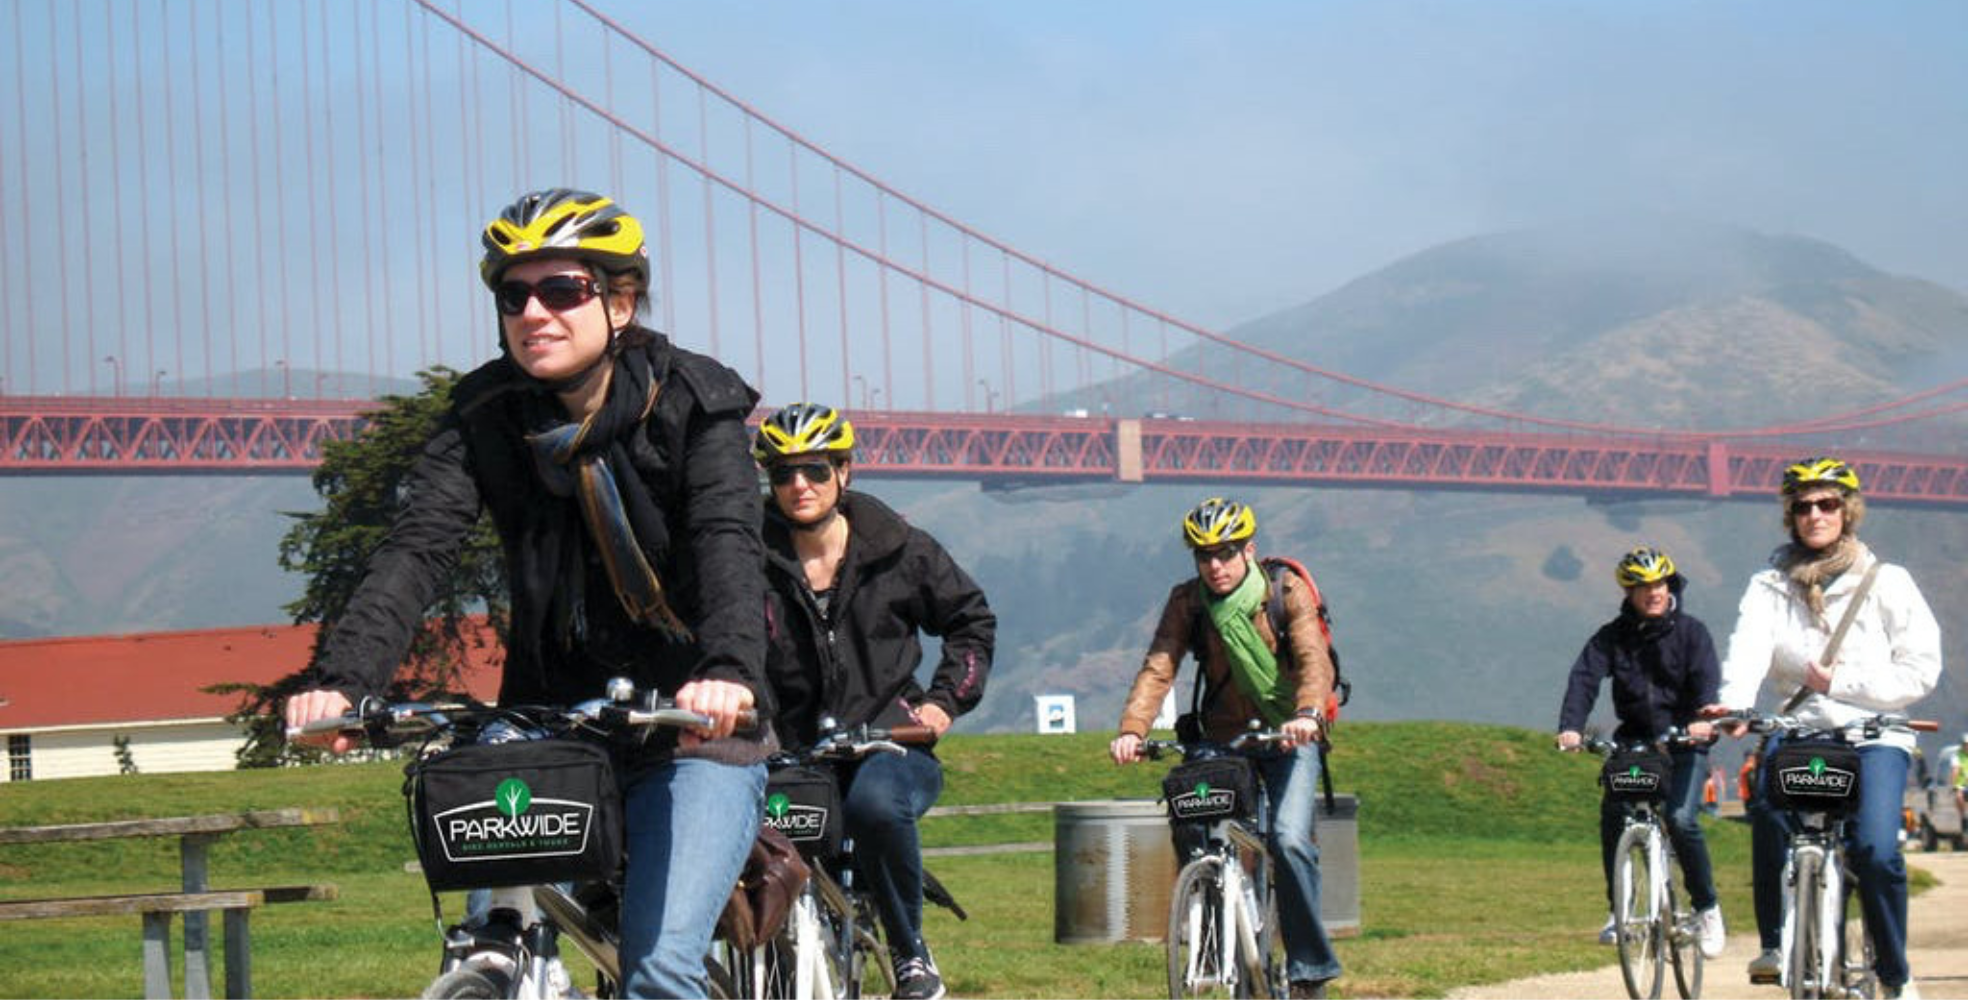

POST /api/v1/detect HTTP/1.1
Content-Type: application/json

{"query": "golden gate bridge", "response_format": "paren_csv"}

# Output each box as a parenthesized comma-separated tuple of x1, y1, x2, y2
(2, 0, 1964, 505)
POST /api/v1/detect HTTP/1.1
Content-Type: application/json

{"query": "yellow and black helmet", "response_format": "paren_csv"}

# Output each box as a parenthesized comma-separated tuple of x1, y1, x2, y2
(481, 189, 649, 288)
(754, 402, 856, 463)
(1781, 456, 1861, 495)
(1614, 546, 1678, 588)
(1182, 497, 1257, 549)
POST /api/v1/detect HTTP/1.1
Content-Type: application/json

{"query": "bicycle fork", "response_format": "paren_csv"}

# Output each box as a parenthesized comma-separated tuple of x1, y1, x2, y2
(443, 885, 577, 999)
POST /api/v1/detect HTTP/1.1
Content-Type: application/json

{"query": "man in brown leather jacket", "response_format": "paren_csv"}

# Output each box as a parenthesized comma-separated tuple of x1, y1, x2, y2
(1109, 497, 1341, 999)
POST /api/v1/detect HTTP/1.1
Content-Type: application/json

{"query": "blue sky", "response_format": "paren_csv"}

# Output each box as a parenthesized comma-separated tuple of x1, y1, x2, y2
(3, 0, 1964, 397)
(610, 0, 1968, 329)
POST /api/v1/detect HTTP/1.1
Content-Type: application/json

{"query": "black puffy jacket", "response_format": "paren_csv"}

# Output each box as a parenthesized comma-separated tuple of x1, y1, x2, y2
(314, 330, 766, 715)
(761, 491, 995, 748)
(1558, 596, 1721, 744)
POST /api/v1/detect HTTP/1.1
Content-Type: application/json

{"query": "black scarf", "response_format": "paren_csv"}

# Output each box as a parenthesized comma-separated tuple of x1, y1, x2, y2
(511, 332, 688, 672)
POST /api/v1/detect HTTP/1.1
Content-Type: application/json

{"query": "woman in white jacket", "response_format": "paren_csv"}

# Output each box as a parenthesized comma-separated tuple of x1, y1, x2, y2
(1708, 457, 1941, 999)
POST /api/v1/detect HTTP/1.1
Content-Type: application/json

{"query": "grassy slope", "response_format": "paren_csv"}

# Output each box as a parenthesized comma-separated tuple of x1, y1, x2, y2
(0, 722, 1772, 998)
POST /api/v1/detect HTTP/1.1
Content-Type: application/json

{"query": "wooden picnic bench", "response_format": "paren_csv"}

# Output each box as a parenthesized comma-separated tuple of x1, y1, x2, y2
(0, 807, 342, 999)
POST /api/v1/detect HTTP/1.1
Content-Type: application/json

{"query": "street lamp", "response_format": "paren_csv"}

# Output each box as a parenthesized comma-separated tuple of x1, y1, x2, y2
(977, 378, 998, 414)
(102, 355, 124, 397)
(274, 359, 291, 399)
(852, 374, 870, 410)
(151, 370, 168, 397)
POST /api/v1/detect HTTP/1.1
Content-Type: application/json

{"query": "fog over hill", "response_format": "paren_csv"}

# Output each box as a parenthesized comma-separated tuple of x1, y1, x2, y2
(5, 222, 1963, 761)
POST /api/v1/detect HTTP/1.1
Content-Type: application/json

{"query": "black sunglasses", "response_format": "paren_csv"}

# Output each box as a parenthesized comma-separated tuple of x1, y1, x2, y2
(1789, 495, 1844, 517)
(494, 274, 603, 317)
(1192, 543, 1244, 565)
(767, 461, 836, 486)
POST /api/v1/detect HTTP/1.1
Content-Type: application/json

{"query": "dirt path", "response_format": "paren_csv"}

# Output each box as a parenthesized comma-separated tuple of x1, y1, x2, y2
(1447, 849, 1968, 1000)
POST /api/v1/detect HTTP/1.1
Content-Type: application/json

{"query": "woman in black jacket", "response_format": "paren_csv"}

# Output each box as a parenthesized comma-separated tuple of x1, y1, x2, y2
(1557, 545, 1725, 960)
(285, 189, 769, 999)
(754, 402, 994, 1000)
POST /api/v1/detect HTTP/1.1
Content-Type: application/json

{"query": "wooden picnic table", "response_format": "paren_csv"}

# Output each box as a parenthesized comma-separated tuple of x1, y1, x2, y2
(0, 807, 341, 999)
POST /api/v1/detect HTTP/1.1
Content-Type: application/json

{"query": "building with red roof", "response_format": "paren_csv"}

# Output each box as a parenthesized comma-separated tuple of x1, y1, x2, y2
(0, 621, 500, 781)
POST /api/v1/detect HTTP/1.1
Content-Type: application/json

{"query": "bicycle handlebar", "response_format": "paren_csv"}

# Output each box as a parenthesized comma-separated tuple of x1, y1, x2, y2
(285, 678, 758, 746)
(1140, 723, 1291, 762)
(776, 720, 937, 766)
(1709, 708, 1935, 739)
(1562, 727, 1711, 757)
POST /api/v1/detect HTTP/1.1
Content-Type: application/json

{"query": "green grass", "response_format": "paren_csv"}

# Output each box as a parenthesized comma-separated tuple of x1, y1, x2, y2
(0, 722, 1782, 998)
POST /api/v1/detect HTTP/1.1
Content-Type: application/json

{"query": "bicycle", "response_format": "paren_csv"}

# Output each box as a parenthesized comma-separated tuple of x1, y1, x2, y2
(1723, 710, 1937, 1000)
(1142, 725, 1290, 1000)
(1570, 731, 1709, 1000)
(291, 678, 754, 999)
(726, 719, 968, 1000)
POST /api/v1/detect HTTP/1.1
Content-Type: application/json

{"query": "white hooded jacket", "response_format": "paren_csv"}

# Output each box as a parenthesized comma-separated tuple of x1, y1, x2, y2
(1718, 545, 1942, 750)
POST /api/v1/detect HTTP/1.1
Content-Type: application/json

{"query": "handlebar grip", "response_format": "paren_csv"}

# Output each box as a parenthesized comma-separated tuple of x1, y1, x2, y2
(886, 724, 938, 745)
(1909, 719, 1940, 733)
(289, 716, 362, 739)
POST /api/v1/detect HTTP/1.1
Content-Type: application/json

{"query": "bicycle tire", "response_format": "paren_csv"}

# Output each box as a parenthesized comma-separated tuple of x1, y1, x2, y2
(423, 967, 513, 1000)
(1168, 856, 1234, 999)
(1664, 861, 1702, 999)
(1789, 849, 1821, 1000)
(1837, 869, 1875, 1000)
(1613, 824, 1665, 999)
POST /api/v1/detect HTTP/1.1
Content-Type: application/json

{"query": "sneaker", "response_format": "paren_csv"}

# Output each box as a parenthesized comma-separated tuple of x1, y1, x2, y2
(1289, 979, 1330, 999)
(1882, 982, 1920, 1000)
(1697, 906, 1726, 959)
(1598, 913, 1618, 945)
(891, 954, 946, 1000)
(1747, 948, 1782, 985)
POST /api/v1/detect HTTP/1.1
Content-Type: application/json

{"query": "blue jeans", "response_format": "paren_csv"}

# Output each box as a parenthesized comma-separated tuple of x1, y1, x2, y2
(843, 747, 943, 961)
(1748, 737, 1911, 990)
(619, 757, 767, 998)
(1252, 744, 1343, 985)
(1599, 747, 1718, 911)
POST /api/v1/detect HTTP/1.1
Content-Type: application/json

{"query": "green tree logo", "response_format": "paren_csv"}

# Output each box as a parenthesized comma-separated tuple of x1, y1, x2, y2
(1629, 765, 1643, 778)
(766, 793, 791, 819)
(496, 778, 533, 818)
(1809, 757, 1827, 777)
(1194, 782, 1213, 798)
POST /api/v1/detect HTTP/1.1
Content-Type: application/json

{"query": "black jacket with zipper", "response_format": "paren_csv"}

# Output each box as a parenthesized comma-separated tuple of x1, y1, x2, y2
(313, 330, 768, 722)
(761, 490, 995, 748)
(1558, 594, 1721, 744)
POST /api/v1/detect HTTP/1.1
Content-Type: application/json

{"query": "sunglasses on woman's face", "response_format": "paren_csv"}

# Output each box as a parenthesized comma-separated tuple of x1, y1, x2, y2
(1789, 495, 1844, 517)
(494, 274, 602, 316)
(767, 460, 835, 487)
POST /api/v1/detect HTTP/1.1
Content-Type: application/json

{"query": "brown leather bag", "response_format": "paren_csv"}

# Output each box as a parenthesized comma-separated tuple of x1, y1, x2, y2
(718, 825, 811, 951)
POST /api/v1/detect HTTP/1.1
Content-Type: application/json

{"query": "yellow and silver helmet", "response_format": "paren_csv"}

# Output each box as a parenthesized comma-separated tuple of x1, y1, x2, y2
(1613, 546, 1678, 588)
(754, 402, 856, 463)
(481, 188, 649, 288)
(1781, 456, 1861, 495)
(1181, 497, 1257, 549)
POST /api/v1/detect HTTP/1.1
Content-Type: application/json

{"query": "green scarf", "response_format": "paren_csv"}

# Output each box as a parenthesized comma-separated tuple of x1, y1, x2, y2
(1203, 566, 1294, 725)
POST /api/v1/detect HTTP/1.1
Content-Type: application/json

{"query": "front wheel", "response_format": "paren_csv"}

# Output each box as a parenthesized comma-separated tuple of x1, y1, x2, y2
(1169, 856, 1233, 999)
(1613, 825, 1665, 999)
(423, 967, 513, 1000)
(1664, 872, 1702, 999)
(1837, 878, 1876, 1000)
(1788, 850, 1822, 1000)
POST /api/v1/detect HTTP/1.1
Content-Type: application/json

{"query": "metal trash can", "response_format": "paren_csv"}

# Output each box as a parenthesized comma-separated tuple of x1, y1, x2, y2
(1054, 799, 1173, 943)
(1053, 795, 1361, 944)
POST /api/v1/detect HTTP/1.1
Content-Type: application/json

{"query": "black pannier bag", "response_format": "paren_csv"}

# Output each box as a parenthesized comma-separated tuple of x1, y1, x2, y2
(1600, 748, 1672, 801)
(1162, 756, 1257, 824)
(1763, 739, 1863, 815)
(406, 739, 623, 891)
(763, 765, 845, 860)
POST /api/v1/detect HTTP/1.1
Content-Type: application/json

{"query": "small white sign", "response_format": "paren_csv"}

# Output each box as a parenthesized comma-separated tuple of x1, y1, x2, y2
(1035, 694, 1077, 734)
